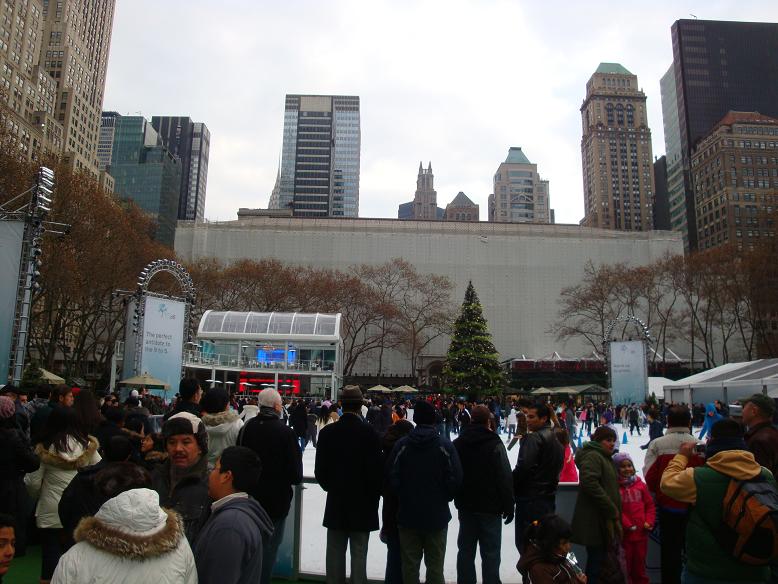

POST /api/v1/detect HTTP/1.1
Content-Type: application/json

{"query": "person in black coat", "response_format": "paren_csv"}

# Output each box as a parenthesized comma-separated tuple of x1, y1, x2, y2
(289, 400, 309, 452)
(453, 405, 514, 584)
(151, 412, 210, 545)
(513, 402, 564, 553)
(388, 400, 463, 584)
(314, 386, 382, 584)
(93, 406, 125, 455)
(238, 388, 302, 584)
(380, 418, 414, 584)
(0, 397, 39, 556)
(58, 435, 134, 545)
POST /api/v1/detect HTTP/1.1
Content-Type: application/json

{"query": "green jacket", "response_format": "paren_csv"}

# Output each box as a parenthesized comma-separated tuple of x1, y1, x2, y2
(571, 440, 621, 547)
(688, 463, 774, 581)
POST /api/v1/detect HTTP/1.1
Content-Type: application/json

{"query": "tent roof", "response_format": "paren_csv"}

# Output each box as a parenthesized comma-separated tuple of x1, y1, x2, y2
(665, 359, 778, 388)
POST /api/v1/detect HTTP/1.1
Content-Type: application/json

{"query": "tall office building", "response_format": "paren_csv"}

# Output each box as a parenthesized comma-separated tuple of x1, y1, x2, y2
(0, 0, 114, 177)
(106, 115, 181, 247)
(659, 65, 687, 246)
(653, 156, 671, 231)
(0, 0, 63, 160)
(664, 19, 778, 250)
(270, 94, 360, 217)
(691, 111, 778, 251)
(580, 63, 655, 231)
(97, 110, 120, 170)
(489, 147, 550, 223)
(41, 0, 115, 177)
(151, 116, 211, 221)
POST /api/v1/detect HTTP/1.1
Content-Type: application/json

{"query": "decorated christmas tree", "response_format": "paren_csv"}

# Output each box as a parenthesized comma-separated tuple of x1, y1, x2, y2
(443, 281, 505, 398)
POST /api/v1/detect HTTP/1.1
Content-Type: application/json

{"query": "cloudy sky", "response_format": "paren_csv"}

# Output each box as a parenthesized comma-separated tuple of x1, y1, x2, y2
(103, 1, 778, 224)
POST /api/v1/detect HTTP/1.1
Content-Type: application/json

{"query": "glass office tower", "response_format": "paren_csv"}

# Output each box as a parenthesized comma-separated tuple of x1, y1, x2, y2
(271, 95, 360, 217)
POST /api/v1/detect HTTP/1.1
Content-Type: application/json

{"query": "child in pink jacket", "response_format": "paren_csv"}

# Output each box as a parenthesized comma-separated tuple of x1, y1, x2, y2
(613, 452, 655, 584)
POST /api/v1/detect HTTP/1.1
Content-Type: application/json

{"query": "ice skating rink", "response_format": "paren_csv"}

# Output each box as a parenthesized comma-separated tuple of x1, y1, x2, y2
(297, 424, 658, 583)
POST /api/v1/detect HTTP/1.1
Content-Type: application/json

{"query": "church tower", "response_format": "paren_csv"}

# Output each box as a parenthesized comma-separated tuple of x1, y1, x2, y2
(413, 162, 438, 220)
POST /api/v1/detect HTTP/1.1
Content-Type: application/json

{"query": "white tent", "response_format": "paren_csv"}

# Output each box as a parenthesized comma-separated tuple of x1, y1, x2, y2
(663, 359, 778, 404)
(647, 377, 674, 400)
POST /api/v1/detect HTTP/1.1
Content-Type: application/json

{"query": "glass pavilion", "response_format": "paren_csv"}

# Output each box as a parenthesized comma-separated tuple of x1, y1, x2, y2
(186, 311, 343, 399)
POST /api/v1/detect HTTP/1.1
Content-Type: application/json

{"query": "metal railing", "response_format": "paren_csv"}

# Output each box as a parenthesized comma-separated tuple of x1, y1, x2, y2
(183, 351, 336, 372)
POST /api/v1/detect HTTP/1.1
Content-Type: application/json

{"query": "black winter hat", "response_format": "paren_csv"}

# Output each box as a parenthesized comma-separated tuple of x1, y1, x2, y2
(162, 412, 208, 454)
(413, 401, 437, 425)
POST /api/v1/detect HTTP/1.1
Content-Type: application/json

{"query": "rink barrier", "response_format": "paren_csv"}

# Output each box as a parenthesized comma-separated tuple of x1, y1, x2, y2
(273, 479, 661, 583)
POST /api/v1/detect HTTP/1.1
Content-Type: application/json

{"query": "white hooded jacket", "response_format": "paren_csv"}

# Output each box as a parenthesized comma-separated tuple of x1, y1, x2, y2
(25, 435, 101, 528)
(51, 488, 197, 584)
(201, 410, 243, 470)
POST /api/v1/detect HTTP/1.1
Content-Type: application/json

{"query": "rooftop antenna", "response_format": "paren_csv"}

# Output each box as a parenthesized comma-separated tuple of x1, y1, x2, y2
(690, 13, 697, 18)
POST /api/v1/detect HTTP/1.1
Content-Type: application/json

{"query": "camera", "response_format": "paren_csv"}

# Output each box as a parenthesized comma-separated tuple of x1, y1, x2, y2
(694, 442, 706, 455)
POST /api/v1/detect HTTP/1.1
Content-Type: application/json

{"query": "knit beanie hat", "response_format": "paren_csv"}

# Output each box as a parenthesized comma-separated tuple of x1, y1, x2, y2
(612, 451, 633, 468)
(163, 411, 208, 453)
(0, 396, 15, 419)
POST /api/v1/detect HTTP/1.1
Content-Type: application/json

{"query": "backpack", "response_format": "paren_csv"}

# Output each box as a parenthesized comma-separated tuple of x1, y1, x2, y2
(714, 474, 778, 565)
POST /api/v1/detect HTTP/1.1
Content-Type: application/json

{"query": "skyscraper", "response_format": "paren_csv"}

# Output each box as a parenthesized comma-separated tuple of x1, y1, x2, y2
(271, 94, 360, 217)
(106, 115, 181, 247)
(151, 116, 211, 221)
(41, 0, 116, 177)
(0, 1, 115, 189)
(691, 111, 778, 251)
(489, 147, 550, 223)
(664, 19, 778, 250)
(580, 63, 655, 231)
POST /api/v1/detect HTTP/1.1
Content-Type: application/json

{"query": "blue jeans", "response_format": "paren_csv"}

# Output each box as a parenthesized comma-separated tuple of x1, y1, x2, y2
(299, 436, 307, 452)
(515, 495, 555, 553)
(261, 514, 287, 584)
(456, 511, 502, 584)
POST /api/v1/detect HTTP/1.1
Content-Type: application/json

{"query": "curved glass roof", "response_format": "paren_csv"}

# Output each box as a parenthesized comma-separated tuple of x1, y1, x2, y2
(197, 311, 341, 341)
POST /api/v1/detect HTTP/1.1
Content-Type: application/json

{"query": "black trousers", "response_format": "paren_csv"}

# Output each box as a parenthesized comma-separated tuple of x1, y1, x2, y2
(658, 508, 688, 584)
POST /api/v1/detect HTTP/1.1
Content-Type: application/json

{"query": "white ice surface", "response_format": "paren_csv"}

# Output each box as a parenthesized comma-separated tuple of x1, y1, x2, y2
(297, 423, 660, 584)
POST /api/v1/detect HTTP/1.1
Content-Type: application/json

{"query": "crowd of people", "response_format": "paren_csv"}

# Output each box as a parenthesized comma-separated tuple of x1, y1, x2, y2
(0, 379, 777, 584)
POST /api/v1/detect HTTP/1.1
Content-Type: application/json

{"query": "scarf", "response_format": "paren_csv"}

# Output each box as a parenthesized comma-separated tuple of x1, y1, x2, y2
(259, 405, 279, 418)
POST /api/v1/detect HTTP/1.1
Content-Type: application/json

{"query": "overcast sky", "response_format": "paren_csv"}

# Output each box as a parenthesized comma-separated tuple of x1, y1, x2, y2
(103, 1, 778, 224)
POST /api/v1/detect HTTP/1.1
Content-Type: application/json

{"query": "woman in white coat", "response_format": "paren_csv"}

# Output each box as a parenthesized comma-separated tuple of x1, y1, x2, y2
(200, 388, 243, 471)
(25, 406, 100, 583)
(51, 487, 196, 584)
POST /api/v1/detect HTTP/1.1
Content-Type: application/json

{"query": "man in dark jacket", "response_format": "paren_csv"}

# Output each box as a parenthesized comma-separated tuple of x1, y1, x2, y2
(315, 386, 382, 584)
(238, 388, 302, 584)
(151, 412, 210, 544)
(453, 405, 513, 584)
(388, 400, 463, 584)
(195, 446, 274, 584)
(164, 378, 203, 420)
(742, 393, 778, 477)
(512, 402, 564, 553)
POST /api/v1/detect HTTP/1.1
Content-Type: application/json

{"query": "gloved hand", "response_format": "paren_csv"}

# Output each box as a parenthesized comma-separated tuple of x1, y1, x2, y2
(503, 510, 514, 525)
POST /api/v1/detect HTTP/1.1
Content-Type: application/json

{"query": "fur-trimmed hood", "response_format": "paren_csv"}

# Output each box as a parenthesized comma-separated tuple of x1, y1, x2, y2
(74, 488, 183, 560)
(201, 410, 240, 429)
(35, 436, 99, 470)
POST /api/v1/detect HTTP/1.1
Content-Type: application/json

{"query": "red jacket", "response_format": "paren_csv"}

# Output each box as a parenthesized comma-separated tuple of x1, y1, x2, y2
(559, 444, 579, 483)
(645, 451, 704, 512)
(619, 476, 655, 541)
